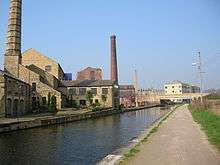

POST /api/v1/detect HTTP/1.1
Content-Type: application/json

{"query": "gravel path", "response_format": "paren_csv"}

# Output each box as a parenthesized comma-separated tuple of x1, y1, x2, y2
(127, 105, 220, 165)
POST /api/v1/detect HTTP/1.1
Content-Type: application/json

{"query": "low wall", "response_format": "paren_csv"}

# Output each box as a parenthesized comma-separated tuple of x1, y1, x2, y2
(0, 104, 159, 133)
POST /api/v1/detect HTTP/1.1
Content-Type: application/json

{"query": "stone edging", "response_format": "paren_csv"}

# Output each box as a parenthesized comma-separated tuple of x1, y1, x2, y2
(98, 105, 180, 165)
(0, 105, 159, 133)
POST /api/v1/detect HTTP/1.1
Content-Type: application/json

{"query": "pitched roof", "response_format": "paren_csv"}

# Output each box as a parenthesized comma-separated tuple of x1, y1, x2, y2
(0, 70, 28, 84)
(60, 80, 115, 87)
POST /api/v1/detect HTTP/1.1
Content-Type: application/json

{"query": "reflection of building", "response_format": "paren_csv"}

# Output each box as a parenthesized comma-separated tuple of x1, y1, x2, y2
(119, 85, 135, 107)
(76, 67, 102, 81)
(164, 81, 200, 95)
(59, 80, 119, 108)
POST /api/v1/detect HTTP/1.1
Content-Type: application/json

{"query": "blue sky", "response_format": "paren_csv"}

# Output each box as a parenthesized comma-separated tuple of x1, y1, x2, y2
(0, 0, 220, 89)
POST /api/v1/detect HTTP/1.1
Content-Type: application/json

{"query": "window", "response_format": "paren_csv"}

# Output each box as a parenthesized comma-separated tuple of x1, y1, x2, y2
(95, 99, 99, 103)
(102, 88, 108, 95)
(45, 65, 52, 72)
(91, 88, 97, 95)
(69, 88, 77, 96)
(165, 86, 167, 89)
(42, 97, 47, 105)
(172, 86, 174, 88)
(179, 90, 182, 93)
(32, 83, 36, 91)
(79, 88, 86, 95)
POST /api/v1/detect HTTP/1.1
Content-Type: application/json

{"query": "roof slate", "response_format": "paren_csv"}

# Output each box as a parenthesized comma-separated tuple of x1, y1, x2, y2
(60, 80, 115, 87)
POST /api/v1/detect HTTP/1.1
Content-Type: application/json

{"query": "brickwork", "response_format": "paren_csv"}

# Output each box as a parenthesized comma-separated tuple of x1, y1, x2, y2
(76, 67, 102, 81)
(110, 35, 118, 83)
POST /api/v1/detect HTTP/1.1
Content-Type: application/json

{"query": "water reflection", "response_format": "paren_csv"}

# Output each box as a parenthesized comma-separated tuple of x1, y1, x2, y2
(0, 107, 169, 165)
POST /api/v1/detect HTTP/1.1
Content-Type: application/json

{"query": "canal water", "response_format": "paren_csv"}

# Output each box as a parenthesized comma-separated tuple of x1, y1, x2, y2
(0, 107, 170, 165)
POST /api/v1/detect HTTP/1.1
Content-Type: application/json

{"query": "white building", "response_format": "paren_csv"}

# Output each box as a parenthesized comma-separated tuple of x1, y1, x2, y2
(164, 81, 200, 95)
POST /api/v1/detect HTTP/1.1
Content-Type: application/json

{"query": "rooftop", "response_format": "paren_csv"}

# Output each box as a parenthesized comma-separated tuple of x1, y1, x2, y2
(60, 80, 115, 87)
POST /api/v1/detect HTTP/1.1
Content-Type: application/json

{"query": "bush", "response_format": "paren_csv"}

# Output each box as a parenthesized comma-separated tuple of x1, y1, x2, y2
(92, 106, 101, 112)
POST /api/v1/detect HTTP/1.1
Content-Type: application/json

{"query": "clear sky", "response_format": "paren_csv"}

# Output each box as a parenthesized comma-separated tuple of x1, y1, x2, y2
(0, 0, 219, 89)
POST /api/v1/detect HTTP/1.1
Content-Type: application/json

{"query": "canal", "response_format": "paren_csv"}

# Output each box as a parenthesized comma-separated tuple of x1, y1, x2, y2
(0, 107, 170, 165)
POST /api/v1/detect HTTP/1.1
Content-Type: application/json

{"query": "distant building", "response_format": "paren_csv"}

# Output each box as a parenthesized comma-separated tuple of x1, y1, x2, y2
(76, 67, 102, 81)
(164, 81, 200, 95)
(161, 81, 201, 103)
(137, 89, 165, 105)
(119, 85, 135, 107)
(65, 73, 72, 81)
(59, 80, 120, 108)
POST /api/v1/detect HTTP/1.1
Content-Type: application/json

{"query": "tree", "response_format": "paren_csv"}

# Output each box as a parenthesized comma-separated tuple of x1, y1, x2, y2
(49, 95, 57, 113)
(86, 90, 93, 107)
(101, 95, 107, 107)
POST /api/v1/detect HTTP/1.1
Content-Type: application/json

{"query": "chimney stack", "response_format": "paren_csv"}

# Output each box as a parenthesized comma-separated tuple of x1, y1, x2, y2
(4, 0, 22, 77)
(110, 35, 118, 83)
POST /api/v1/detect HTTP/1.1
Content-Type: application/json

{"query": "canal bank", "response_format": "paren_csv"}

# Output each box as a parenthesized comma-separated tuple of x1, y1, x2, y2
(0, 104, 160, 133)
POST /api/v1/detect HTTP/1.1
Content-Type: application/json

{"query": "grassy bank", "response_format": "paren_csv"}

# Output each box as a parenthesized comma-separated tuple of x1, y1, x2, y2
(189, 104, 220, 151)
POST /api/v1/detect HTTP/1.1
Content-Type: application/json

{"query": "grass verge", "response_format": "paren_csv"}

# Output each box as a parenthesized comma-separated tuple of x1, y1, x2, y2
(189, 104, 220, 151)
(118, 105, 181, 165)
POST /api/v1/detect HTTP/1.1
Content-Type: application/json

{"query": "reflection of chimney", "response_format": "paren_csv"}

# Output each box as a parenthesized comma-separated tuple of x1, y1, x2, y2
(110, 35, 118, 83)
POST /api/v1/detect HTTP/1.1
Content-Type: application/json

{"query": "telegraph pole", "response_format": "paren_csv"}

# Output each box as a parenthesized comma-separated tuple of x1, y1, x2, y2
(198, 52, 203, 103)
(134, 70, 139, 107)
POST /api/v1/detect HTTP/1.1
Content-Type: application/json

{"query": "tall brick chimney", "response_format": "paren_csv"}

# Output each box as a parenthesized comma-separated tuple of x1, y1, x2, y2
(4, 0, 22, 77)
(110, 35, 118, 83)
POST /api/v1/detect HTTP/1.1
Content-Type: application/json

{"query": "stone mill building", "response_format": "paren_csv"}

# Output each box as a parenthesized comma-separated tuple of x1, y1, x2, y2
(0, 0, 120, 118)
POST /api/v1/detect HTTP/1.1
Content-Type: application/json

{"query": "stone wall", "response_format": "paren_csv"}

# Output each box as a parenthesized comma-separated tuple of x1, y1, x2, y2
(22, 49, 65, 80)
(0, 75, 5, 117)
(19, 65, 62, 110)
(0, 72, 31, 117)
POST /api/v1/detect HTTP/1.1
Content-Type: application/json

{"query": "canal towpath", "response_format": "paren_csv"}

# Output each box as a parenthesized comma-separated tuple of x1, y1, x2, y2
(126, 105, 220, 165)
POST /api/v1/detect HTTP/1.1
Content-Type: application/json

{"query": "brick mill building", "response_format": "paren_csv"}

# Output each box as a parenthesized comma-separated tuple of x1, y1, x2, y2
(76, 67, 102, 81)
(0, 0, 120, 118)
